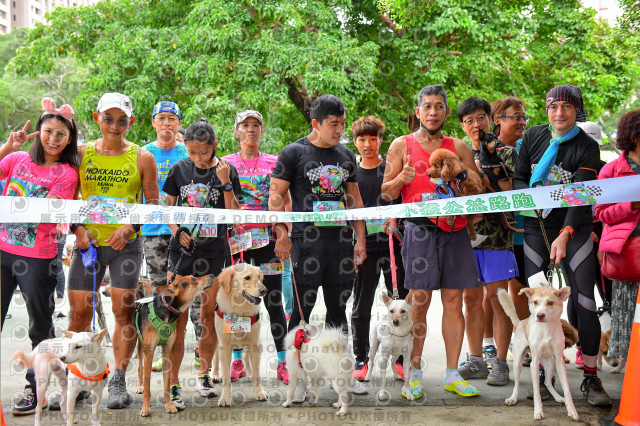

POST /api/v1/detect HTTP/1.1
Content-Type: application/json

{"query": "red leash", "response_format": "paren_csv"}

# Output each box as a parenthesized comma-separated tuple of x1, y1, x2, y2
(289, 259, 310, 367)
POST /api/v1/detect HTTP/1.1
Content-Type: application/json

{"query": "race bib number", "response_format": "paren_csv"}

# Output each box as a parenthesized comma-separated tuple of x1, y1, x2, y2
(229, 232, 252, 255)
(249, 227, 269, 249)
(260, 262, 284, 275)
(313, 201, 346, 227)
(194, 224, 218, 238)
(366, 219, 385, 235)
(223, 314, 252, 333)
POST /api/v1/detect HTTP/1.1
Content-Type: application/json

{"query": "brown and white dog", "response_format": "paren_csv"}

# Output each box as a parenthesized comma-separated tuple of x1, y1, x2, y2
(214, 263, 268, 407)
(135, 274, 214, 417)
(13, 329, 109, 426)
(498, 286, 579, 421)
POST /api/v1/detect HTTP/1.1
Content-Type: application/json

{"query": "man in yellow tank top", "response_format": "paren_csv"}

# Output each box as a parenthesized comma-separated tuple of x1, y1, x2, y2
(65, 93, 159, 410)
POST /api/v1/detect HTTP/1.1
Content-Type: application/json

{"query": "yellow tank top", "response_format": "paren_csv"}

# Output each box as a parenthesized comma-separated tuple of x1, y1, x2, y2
(79, 141, 141, 246)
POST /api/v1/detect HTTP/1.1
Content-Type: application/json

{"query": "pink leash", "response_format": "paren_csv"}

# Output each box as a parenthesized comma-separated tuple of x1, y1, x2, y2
(387, 226, 403, 300)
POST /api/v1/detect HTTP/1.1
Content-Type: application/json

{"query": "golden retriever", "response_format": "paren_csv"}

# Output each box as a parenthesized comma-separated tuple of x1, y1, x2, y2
(214, 263, 268, 407)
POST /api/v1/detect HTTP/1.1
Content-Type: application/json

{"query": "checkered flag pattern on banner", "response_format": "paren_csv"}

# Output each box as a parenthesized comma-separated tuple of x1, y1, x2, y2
(77, 200, 129, 219)
(586, 185, 603, 197)
(549, 183, 604, 202)
(549, 188, 564, 202)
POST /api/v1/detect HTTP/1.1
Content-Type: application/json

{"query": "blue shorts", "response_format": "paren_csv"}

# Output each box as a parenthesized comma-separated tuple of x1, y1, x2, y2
(473, 250, 518, 284)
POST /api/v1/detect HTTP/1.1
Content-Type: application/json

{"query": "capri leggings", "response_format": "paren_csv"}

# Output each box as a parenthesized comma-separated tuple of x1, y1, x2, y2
(234, 241, 287, 353)
(523, 230, 600, 356)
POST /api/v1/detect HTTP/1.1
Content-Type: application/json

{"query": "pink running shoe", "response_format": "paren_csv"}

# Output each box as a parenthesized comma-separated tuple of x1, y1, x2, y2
(277, 361, 289, 384)
(230, 359, 247, 382)
(285, 313, 291, 321)
(395, 362, 405, 381)
(575, 346, 584, 369)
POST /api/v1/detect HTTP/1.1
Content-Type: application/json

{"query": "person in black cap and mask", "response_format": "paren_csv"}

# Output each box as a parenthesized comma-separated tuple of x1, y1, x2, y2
(513, 84, 611, 407)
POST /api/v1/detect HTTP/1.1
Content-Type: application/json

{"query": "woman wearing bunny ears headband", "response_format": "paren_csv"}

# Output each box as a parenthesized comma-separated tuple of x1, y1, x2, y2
(0, 97, 80, 416)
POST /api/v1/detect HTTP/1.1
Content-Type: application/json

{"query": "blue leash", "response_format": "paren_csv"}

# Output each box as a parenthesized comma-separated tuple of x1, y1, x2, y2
(79, 245, 98, 331)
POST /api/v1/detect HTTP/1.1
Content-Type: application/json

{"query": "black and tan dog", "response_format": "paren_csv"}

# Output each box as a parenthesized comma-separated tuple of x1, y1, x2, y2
(135, 274, 215, 417)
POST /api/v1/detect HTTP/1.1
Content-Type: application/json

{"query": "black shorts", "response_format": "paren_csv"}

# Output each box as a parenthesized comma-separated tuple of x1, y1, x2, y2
(513, 244, 526, 286)
(67, 238, 143, 291)
(291, 237, 354, 287)
(167, 249, 229, 278)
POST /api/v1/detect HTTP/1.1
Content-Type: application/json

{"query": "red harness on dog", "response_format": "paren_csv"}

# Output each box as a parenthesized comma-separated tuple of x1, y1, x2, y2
(293, 329, 310, 368)
(214, 305, 260, 324)
(66, 363, 109, 382)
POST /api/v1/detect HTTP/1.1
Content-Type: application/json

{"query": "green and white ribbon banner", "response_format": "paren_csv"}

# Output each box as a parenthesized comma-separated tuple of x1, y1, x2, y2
(1, 175, 639, 225)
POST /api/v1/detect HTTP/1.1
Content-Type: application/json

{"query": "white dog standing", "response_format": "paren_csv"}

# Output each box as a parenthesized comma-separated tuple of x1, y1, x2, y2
(283, 324, 355, 416)
(12, 329, 109, 426)
(498, 286, 579, 421)
(365, 292, 413, 401)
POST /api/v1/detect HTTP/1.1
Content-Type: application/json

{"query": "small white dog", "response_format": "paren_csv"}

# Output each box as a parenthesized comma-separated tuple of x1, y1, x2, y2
(365, 291, 413, 400)
(12, 329, 109, 426)
(498, 286, 579, 421)
(282, 324, 354, 416)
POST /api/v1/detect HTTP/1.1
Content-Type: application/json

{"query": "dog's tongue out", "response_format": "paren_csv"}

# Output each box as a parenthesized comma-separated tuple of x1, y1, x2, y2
(242, 291, 261, 305)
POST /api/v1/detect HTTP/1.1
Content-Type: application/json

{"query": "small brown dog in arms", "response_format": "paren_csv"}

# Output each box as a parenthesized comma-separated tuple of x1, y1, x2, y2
(498, 286, 579, 421)
(214, 263, 268, 407)
(427, 148, 484, 239)
(135, 274, 215, 417)
(13, 329, 109, 426)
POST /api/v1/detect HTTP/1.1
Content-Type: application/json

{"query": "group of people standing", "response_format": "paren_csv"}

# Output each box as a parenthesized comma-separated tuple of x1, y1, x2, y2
(1, 82, 638, 416)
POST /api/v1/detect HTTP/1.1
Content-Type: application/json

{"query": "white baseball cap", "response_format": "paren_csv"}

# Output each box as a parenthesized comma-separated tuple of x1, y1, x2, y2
(97, 92, 133, 117)
(578, 121, 603, 145)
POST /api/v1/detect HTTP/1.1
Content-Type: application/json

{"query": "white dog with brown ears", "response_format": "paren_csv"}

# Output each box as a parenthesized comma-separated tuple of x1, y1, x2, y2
(12, 329, 109, 426)
(365, 291, 414, 401)
(498, 286, 579, 421)
(214, 263, 268, 407)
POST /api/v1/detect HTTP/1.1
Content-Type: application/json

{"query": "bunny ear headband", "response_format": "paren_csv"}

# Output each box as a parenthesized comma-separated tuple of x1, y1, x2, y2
(41, 97, 75, 121)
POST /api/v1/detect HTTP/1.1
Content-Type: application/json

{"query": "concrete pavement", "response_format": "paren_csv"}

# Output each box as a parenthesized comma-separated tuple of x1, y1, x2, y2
(1, 272, 626, 425)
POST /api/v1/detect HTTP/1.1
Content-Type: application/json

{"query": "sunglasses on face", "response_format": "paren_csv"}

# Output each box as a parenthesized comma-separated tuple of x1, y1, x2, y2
(101, 114, 130, 128)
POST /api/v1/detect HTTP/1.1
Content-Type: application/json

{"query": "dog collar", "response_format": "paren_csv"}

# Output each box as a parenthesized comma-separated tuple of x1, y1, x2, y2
(214, 305, 260, 324)
(67, 362, 109, 381)
(389, 330, 413, 338)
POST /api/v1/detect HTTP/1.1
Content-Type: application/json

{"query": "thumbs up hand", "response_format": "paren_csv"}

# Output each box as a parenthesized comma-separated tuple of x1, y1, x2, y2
(399, 154, 416, 184)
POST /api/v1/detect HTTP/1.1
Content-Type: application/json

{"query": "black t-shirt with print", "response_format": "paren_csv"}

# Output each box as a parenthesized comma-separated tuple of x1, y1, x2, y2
(163, 157, 242, 256)
(272, 137, 358, 240)
(513, 124, 601, 233)
(357, 159, 402, 252)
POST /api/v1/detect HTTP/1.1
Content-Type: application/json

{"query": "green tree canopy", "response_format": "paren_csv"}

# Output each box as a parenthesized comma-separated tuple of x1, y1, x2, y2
(9, 0, 639, 154)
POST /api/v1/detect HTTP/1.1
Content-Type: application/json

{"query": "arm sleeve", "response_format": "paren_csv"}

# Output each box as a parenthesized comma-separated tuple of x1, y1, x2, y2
(563, 141, 601, 229)
(272, 146, 294, 182)
(513, 129, 531, 190)
(163, 162, 179, 196)
(48, 166, 78, 199)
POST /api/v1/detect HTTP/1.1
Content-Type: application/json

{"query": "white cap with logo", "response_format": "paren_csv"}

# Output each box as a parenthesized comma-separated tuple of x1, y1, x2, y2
(97, 92, 133, 118)
(578, 121, 603, 145)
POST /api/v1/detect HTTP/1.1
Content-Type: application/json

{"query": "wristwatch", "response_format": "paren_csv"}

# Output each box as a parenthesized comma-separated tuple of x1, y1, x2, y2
(222, 182, 233, 192)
